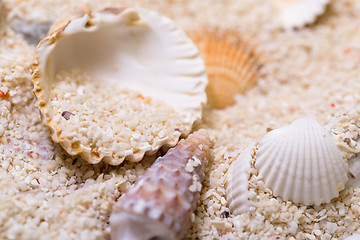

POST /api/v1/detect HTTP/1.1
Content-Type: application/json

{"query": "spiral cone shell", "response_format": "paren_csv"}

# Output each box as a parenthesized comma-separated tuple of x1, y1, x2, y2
(110, 130, 210, 240)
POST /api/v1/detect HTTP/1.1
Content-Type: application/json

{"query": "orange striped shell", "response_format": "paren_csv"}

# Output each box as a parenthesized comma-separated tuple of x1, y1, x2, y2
(191, 30, 262, 109)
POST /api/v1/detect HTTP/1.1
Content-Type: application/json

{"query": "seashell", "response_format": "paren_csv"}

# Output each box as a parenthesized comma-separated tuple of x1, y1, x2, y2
(191, 29, 262, 109)
(48, 4, 91, 34)
(31, 6, 207, 165)
(255, 117, 348, 205)
(273, 0, 330, 30)
(226, 143, 255, 215)
(110, 129, 210, 240)
(346, 155, 360, 189)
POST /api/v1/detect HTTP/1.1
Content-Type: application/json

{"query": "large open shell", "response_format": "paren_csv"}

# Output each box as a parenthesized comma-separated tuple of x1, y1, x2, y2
(110, 130, 210, 240)
(31, 7, 207, 165)
(225, 143, 255, 215)
(255, 117, 348, 205)
(273, 0, 330, 30)
(191, 29, 262, 109)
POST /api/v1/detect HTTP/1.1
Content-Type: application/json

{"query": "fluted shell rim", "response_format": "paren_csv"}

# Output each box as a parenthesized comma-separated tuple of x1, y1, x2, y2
(31, 6, 207, 164)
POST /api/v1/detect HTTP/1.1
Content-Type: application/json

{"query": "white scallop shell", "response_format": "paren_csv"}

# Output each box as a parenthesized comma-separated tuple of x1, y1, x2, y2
(346, 155, 360, 189)
(31, 7, 207, 164)
(255, 117, 348, 205)
(273, 0, 330, 30)
(226, 143, 255, 215)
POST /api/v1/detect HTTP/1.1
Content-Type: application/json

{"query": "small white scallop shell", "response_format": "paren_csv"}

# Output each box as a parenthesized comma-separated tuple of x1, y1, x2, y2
(255, 117, 348, 205)
(346, 155, 360, 189)
(226, 143, 255, 215)
(273, 0, 330, 30)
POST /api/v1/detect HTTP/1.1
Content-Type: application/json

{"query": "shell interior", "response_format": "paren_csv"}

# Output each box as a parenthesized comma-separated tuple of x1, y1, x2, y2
(226, 143, 255, 215)
(32, 7, 207, 164)
(255, 117, 348, 205)
(39, 8, 206, 119)
(191, 29, 262, 109)
(273, 0, 330, 29)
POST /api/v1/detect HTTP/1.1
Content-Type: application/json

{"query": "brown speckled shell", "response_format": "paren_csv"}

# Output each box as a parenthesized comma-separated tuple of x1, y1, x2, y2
(111, 130, 210, 239)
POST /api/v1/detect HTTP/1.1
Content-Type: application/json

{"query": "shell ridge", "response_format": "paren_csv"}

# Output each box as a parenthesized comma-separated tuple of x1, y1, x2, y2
(309, 120, 324, 205)
(283, 122, 302, 202)
(273, 125, 296, 200)
(258, 129, 288, 189)
(293, 124, 306, 203)
(256, 129, 283, 165)
(226, 143, 254, 215)
(326, 134, 347, 196)
(322, 131, 339, 203)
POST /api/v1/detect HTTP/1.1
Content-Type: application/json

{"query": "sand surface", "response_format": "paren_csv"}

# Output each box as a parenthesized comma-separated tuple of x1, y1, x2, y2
(1, 0, 360, 239)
